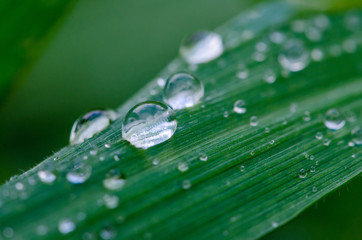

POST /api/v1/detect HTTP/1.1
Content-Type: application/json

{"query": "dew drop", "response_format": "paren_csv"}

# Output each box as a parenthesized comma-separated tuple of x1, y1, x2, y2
(299, 169, 307, 178)
(122, 101, 177, 149)
(278, 39, 310, 72)
(100, 226, 117, 240)
(66, 162, 92, 184)
(38, 170, 56, 184)
(199, 153, 208, 161)
(323, 139, 331, 146)
(177, 162, 189, 172)
(58, 219, 75, 234)
(36, 225, 48, 236)
(182, 180, 192, 190)
(312, 186, 318, 192)
(311, 48, 324, 61)
(342, 39, 357, 53)
(271, 222, 279, 228)
(3, 227, 14, 238)
(163, 72, 204, 110)
(315, 132, 323, 140)
(103, 194, 119, 209)
(263, 69, 276, 84)
(70, 110, 116, 145)
(152, 158, 160, 165)
(233, 100, 247, 114)
(237, 70, 249, 79)
(324, 109, 345, 130)
(250, 116, 258, 127)
(103, 169, 126, 191)
(269, 140, 275, 145)
(223, 111, 229, 118)
(15, 182, 24, 191)
(240, 165, 245, 172)
(351, 127, 362, 145)
(310, 166, 316, 172)
(180, 30, 223, 64)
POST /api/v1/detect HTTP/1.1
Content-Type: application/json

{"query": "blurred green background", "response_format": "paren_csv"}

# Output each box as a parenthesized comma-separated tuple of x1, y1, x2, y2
(0, 0, 360, 239)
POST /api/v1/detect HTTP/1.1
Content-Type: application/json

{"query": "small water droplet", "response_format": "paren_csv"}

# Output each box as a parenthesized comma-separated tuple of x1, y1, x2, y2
(269, 140, 275, 145)
(156, 78, 166, 88)
(90, 149, 98, 156)
(315, 160, 319, 165)
(180, 30, 223, 64)
(103, 194, 119, 209)
(263, 69, 276, 84)
(310, 166, 316, 172)
(122, 101, 177, 149)
(58, 219, 75, 234)
(163, 72, 204, 110)
(269, 31, 285, 44)
(311, 48, 324, 62)
(323, 139, 331, 146)
(265, 128, 270, 133)
(199, 153, 208, 161)
(113, 154, 120, 161)
(351, 127, 362, 145)
(182, 180, 192, 190)
(36, 225, 48, 236)
(305, 26, 322, 41)
(70, 110, 116, 145)
(342, 38, 357, 53)
(315, 132, 323, 140)
(351, 154, 356, 158)
(3, 227, 14, 238)
(177, 162, 189, 172)
(310, 155, 315, 160)
(223, 111, 229, 118)
(240, 165, 245, 172)
(256, 41, 268, 52)
(233, 100, 247, 114)
(103, 169, 126, 191)
(250, 116, 258, 127)
(152, 158, 160, 165)
(100, 225, 117, 240)
(278, 39, 310, 72)
(272, 222, 279, 228)
(299, 169, 307, 178)
(15, 182, 24, 191)
(104, 143, 111, 149)
(250, 150, 255, 156)
(237, 70, 249, 79)
(312, 186, 318, 192)
(314, 14, 330, 29)
(38, 170, 56, 184)
(329, 44, 342, 57)
(324, 109, 345, 130)
(303, 111, 311, 122)
(66, 162, 92, 184)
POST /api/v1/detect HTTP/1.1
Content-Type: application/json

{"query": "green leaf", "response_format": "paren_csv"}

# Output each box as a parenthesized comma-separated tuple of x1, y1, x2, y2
(0, 2, 361, 239)
(0, 0, 77, 102)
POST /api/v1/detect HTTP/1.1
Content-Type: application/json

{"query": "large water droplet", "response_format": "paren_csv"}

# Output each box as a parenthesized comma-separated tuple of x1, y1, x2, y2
(58, 219, 75, 234)
(38, 170, 56, 184)
(324, 109, 345, 130)
(163, 72, 204, 110)
(180, 30, 223, 64)
(278, 39, 310, 72)
(70, 110, 117, 145)
(233, 100, 247, 114)
(122, 101, 177, 149)
(103, 194, 119, 209)
(103, 169, 126, 191)
(66, 161, 92, 184)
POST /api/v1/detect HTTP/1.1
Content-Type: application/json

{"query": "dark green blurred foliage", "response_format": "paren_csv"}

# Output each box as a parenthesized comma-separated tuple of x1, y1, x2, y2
(0, 0, 360, 239)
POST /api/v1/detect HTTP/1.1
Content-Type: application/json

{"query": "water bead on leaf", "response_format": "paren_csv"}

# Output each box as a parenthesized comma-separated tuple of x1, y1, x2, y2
(180, 30, 224, 64)
(278, 39, 310, 72)
(70, 110, 117, 145)
(324, 108, 345, 130)
(122, 101, 177, 149)
(163, 72, 204, 110)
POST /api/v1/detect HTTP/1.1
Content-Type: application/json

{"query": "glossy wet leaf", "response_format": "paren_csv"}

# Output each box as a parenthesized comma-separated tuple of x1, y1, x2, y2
(0, 2, 361, 240)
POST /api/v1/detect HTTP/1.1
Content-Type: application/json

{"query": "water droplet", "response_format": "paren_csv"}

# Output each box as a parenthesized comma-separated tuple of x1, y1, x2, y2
(199, 153, 208, 161)
(323, 139, 331, 146)
(305, 26, 322, 41)
(312, 186, 318, 192)
(278, 39, 310, 72)
(351, 127, 362, 145)
(113, 154, 120, 161)
(240, 165, 245, 172)
(324, 109, 345, 130)
(180, 30, 223, 64)
(3, 227, 14, 238)
(182, 180, 192, 190)
(156, 78, 166, 88)
(70, 110, 116, 145)
(311, 48, 324, 61)
(250, 150, 255, 156)
(269, 140, 275, 145)
(315, 132, 323, 140)
(38, 170, 56, 184)
(15, 182, 24, 191)
(329, 44, 342, 57)
(232, 100, 247, 114)
(66, 162, 92, 184)
(314, 14, 330, 29)
(265, 128, 270, 133)
(103, 194, 119, 209)
(269, 31, 285, 44)
(310, 155, 315, 160)
(250, 116, 258, 127)
(342, 39, 357, 53)
(351, 154, 356, 158)
(223, 111, 229, 118)
(152, 158, 160, 165)
(122, 101, 177, 149)
(303, 111, 311, 122)
(271, 222, 279, 228)
(237, 70, 249, 79)
(100, 226, 117, 240)
(90, 148, 98, 156)
(299, 169, 307, 178)
(163, 72, 204, 110)
(58, 219, 75, 234)
(104, 143, 111, 149)
(263, 69, 276, 84)
(310, 166, 316, 172)
(177, 162, 189, 172)
(36, 225, 48, 236)
(103, 169, 126, 191)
